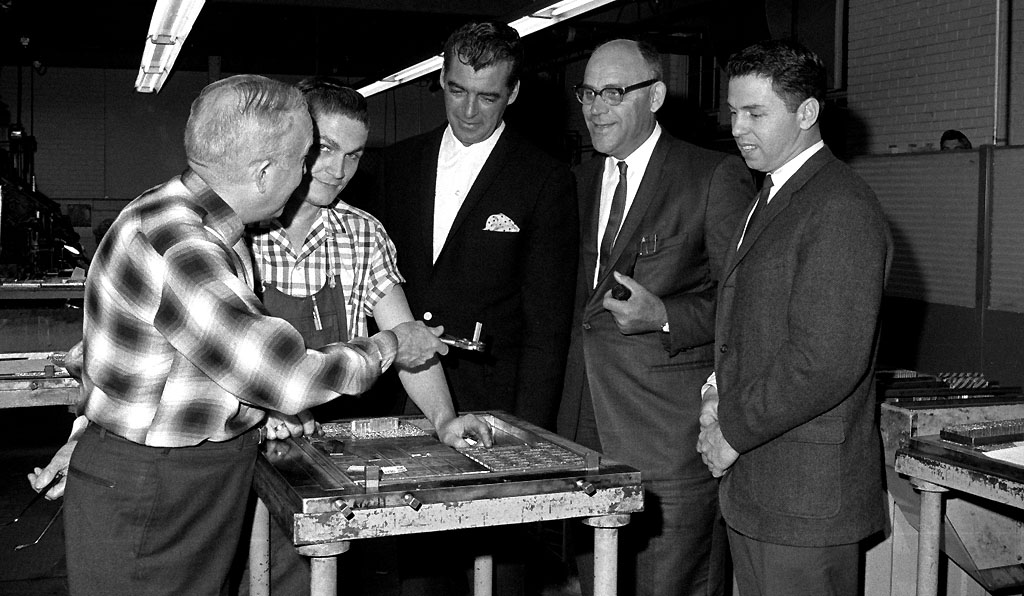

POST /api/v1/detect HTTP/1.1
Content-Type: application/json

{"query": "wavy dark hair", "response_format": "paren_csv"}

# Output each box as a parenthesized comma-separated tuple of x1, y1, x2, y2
(726, 39, 827, 113)
(443, 21, 523, 91)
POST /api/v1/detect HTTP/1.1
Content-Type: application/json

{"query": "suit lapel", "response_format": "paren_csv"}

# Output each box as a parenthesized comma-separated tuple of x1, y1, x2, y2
(587, 135, 670, 304)
(578, 159, 603, 300)
(723, 146, 836, 279)
(416, 129, 444, 273)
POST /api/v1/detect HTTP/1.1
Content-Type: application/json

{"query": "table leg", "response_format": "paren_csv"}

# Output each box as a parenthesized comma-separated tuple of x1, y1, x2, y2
(584, 514, 631, 596)
(910, 479, 947, 596)
(296, 541, 350, 596)
(249, 498, 271, 596)
(474, 553, 493, 596)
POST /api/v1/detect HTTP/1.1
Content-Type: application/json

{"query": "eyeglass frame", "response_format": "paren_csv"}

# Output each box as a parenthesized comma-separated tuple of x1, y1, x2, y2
(573, 78, 659, 106)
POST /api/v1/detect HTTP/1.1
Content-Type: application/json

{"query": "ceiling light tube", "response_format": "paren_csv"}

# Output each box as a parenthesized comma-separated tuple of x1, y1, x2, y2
(134, 0, 206, 93)
(385, 55, 444, 84)
(357, 0, 615, 97)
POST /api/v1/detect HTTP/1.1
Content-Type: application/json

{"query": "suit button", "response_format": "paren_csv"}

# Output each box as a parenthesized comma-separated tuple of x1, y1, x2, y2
(423, 312, 432, 321)
(582, 323, 592, 330)
(719, 344, 728, 353)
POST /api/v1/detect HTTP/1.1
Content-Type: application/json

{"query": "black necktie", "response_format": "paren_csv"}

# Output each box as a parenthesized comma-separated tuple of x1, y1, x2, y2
(599, 160, 627, 278)
(740, 173, 773, 249)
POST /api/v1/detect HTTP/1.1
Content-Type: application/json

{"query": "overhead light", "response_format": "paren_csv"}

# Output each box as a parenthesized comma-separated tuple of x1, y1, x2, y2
(510, 0, 617, 36)
(134, 0, 206, 93)
(358, 0, 617, 97)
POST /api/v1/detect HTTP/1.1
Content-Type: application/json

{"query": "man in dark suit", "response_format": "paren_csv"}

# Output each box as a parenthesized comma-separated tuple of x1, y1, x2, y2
(556, 39, 752, 596)
(697, 40, 892, 595)
(372, 21, 577, 432)
(370, 21, 577, 596)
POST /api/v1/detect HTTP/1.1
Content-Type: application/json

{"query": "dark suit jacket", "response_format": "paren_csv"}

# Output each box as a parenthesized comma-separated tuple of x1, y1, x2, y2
(371, 125, 578, 430)
(557, 131, 752, 480)
(715, 145, 892, 546)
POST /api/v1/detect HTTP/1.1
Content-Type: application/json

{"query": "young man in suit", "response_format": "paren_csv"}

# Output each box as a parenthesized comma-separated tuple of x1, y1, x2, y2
(697, 40, 892, 595)
(369, 21, 578, 596)
(556, 39, 753, 596)
(371, 21, 577, 432)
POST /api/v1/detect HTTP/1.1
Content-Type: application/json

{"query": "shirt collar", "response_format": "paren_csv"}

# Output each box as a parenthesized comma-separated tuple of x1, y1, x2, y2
(766, 140, 825, 199)
(440, 121, 506, 159)
(180, 168, 246, 246)
(609, 123, 661, 172)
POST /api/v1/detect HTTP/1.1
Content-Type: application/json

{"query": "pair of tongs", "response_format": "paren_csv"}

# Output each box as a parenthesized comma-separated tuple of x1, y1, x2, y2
(4, 470, 65, 551)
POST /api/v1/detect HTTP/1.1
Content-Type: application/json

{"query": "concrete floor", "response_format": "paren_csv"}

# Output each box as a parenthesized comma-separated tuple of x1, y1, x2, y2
(0, 406, 74, 596)
(0, 407, 580, 596)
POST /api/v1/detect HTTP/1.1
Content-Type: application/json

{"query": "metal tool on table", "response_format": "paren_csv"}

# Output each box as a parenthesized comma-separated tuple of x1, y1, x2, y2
(440, 321, 486, 352)
(611, 234, 658, 301)
(2, 470, 64, 529)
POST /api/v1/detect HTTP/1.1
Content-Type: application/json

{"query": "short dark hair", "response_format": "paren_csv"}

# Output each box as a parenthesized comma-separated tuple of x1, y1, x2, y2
(726, 39, 827, 112)
(940, 129, 972, 148)
(443, 21, 523, 91)
(296, 77, 368, 126)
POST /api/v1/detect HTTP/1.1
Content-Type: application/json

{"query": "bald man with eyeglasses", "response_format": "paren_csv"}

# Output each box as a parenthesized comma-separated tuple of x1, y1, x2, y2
(556, 39, 753, 596)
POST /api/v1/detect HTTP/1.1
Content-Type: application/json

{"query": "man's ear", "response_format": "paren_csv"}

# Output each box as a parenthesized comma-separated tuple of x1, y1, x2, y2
(797, 97, 820, 130)
(507, 80, 520, 106)
(254, 160, 272, 193)
(649, 81, 667, 113)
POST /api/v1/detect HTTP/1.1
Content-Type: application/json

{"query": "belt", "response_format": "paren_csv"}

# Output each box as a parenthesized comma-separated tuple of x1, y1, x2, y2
(90, 423, 265, 449)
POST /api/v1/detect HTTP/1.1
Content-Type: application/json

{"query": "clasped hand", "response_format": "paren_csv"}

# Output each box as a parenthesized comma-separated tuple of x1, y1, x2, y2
(695, 387, 740, 478)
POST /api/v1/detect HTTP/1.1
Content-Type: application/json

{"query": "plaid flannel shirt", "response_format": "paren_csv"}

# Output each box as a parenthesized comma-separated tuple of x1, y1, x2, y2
(249, 201, 404, 339)
(80, 170, 395, 447)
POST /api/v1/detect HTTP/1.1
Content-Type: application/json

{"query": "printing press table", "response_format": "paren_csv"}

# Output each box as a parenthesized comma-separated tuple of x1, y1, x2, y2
(0, 351, 79, 408)
(250, 411, 644, 596)
(895, 434, 1024, 596)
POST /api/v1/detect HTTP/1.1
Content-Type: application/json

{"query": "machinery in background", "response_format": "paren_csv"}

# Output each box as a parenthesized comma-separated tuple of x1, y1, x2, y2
(0, 176, 85, 280)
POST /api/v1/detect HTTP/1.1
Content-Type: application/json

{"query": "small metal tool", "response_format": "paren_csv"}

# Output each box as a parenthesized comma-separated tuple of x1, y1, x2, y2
(14, 503, 64, 551)
(439, 322, 486, 352)
(3, 470, 64, 528)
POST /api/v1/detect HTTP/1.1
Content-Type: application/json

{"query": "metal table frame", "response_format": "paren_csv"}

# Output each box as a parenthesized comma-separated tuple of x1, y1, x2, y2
(895, 435, 1024, 596)
(248, 413, 644, 596)
(0, 351, 79, 409)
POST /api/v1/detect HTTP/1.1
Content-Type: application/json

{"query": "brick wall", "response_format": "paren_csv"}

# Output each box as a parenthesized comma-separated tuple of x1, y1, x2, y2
(846, 0, 1008, 154)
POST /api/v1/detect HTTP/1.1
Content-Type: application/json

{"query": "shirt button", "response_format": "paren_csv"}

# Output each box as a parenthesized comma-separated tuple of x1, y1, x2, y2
(423, 312, 433, 321)
(719, 344, 728, 353)
(582, 322, 591, 330)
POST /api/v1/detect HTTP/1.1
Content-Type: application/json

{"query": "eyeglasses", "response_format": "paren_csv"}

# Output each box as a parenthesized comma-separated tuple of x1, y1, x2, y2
(573, 79, 659, 106)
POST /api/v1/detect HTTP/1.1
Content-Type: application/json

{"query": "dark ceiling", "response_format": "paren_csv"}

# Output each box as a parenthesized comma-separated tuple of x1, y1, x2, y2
(1, 0, 770, 86)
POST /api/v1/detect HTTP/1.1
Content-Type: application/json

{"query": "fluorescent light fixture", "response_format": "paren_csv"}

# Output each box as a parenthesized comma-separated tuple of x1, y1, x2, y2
(358, 0, 617, 97)
(385, 56, 445, 84)
(134, 0, 206, 93)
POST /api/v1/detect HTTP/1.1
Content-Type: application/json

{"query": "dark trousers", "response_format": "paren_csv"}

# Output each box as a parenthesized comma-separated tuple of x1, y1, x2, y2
(573, 389, 729, 596)
(65, 423, 259, 596)
(727, 526, 859, 596)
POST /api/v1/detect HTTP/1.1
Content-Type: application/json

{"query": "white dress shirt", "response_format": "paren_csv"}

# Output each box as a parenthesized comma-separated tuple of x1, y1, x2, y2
(433, 122, 506, 263)
(593, 123, 663, 286)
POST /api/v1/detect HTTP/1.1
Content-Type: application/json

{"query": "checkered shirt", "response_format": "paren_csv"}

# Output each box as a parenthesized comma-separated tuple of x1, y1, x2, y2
(80, 170, 396, 447)
(249, 201, 404, 339)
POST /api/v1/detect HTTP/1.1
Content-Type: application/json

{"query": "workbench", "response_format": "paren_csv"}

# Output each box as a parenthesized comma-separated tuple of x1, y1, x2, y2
(0, 351, 79, 409)
(249, 412, 644, 596)
(895, 434, 1024, 596)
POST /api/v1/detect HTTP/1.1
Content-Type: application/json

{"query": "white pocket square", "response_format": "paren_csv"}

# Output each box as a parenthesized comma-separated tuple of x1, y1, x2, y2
(483, 213, 520, 232)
